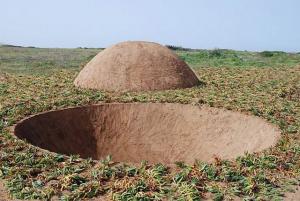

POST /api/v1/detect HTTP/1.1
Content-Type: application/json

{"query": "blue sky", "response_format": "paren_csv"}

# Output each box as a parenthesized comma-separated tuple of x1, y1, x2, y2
(0, 0, 299, 51)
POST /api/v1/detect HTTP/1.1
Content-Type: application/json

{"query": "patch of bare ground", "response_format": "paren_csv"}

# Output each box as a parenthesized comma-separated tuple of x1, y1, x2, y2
(283, 186, 300, 201)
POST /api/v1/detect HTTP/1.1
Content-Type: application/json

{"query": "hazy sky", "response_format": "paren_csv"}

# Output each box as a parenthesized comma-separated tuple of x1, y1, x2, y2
(1, 0, 299, 51)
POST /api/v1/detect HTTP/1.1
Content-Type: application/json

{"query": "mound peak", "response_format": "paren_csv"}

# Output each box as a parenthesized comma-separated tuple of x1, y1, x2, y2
(74, 41, 200, 92)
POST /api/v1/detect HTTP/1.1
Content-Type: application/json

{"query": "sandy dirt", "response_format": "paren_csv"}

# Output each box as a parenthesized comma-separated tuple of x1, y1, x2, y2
(0, 181, 40, 201)
(0, 181, 10, 201)
(14, 103, 280, 164)
(0, 74, 7, 82)
(283, 187, 300, 201)
(74, 41, 200, 92)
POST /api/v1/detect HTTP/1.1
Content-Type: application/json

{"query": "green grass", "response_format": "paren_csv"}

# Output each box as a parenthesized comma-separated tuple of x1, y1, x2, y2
(0, 47, 299, 200)
(1, 46, 300, 75)
(177, 49, 300, 68)
(0, 47, 100, 74)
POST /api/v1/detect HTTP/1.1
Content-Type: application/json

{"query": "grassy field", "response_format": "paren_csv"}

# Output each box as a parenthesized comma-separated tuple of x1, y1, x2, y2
(1, 46, 300, 74)
(0, 46, 299, 200)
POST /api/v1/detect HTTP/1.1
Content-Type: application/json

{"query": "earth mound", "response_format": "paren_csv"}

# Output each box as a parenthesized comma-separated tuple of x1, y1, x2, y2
(74, 41, 200, 92)
(14, 103, 280, 164)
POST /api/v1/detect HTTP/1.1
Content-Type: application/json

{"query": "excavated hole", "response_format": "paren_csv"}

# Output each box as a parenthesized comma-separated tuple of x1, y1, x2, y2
(14, 103, 280, 164)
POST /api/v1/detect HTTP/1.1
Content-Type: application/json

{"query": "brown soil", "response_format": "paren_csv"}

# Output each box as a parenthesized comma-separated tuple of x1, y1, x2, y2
(74, 41, 200, 92)
(14, 103, 280, 164)
(284, 187, 300, 201)
(0, 180, 39, 201)
(0, 74, 7, 82)
(0, 181, 10, 201)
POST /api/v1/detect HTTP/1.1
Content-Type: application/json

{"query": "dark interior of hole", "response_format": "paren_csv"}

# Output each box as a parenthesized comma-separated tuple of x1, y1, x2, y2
(15, 107, 99, 158)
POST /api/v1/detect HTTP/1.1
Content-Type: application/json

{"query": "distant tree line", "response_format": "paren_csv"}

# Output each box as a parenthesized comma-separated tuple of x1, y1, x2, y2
(165, 45, 197, 51)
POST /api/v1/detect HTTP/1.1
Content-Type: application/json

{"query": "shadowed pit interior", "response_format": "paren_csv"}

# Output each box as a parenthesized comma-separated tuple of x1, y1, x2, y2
(14, 103, 280, 164)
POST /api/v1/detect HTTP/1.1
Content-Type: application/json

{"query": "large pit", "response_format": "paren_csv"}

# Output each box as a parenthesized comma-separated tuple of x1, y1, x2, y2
(14, 103, 280, 164)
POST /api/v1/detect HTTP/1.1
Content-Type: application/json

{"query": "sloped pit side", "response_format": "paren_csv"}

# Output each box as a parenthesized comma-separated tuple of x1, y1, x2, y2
(14, 103, 280, 164)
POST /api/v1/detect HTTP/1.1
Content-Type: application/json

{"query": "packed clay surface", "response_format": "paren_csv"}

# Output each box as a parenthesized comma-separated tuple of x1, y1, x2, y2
(14, 103, 280, 164)
(74, 41, 200, 92)
(0, 74, 7, 82)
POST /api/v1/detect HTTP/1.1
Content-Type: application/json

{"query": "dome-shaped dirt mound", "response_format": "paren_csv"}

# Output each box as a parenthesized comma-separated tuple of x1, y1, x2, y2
(14, 103, 280, 164)
(74, 41, 200, 92)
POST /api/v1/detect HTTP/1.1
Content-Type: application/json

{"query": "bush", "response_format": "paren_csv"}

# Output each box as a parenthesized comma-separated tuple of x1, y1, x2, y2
(209, 49, 223, 58)
(165, 45, 191, 51)
(260, 51, 274, 57)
